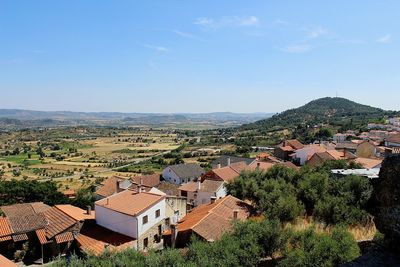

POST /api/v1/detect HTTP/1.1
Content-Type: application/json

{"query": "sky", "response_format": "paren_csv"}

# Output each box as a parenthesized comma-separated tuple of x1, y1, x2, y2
(0, 1, 399, 113)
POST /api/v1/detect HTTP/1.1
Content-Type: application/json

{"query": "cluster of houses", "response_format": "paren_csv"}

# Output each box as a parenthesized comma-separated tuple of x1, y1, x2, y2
(1, 129, 399, 265)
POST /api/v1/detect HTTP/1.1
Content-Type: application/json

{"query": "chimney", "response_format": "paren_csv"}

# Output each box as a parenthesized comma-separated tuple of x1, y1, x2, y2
(210, 196, 217, 204)
(116, 180, 120, 190)
(86, 205, 92, 215)
(197, 180, 201, 191)
(256, 162, 261, 169)
(227, 157, 231, 166)
(140, 177, 144, 186)
(138, 184, 142, 193)
(170, 223, 178, 248)
(233, 209, 239, 220)
(106, 198, 109, 205)
(217, 163, 221, 169)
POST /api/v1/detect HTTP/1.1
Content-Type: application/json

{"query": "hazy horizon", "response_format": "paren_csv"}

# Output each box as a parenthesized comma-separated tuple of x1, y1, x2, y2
(1, 1, 399, 113)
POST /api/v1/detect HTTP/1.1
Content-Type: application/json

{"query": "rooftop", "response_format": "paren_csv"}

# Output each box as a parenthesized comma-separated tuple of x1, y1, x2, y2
(95, 176, 125, 198)
(173, 195, 251, 241)
(55, 204, 95, 221)
(168, 163, 205, 179)
(95, 190, 165, 217)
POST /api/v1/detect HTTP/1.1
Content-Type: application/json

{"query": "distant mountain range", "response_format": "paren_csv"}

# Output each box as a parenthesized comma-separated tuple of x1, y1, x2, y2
(241, 97, 399, 132)
(0, 109, 273, 129)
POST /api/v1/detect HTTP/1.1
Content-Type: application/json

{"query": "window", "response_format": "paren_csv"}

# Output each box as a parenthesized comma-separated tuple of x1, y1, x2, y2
(143, 237, 148, 248)
(181, 191, 187, 197)
(142, 215, 148, 224)
(155, 209, 160, 218)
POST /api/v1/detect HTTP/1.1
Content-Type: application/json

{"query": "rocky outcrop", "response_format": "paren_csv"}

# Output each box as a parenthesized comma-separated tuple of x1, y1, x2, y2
(369, 154, 400, 253)
(342, 154, 400, 266)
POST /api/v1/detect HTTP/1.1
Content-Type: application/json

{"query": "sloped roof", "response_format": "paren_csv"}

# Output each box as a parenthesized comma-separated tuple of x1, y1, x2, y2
(284, 139, 304, 150)
(354, 158, 383, 169)
(55, 231, 74, 244)
(131, 174, 160, 188)
(336, 142, 358, 150)
(212, 165, 241, 183)
(175, 195, 251, 241)
(178, 180, 224, 193)
(211, 156, 255, 168)
(55, 204, 95, 221)
(35, 229, 48, 245)
(387, 133, 400, 144)
(0, 218, 13, 238)
(1, 203, 48, 234)
(247, 161, 276, 171)
(43, 207, 77, 239)
(168, 164, 205, 179)
(0, 254, 17, 267)
(96, 191, 165, 217)
(95, 176, 125, 198)
(76, 224, 135, 256)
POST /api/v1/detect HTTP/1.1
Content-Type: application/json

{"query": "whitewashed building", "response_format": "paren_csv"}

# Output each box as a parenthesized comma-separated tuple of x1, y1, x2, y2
(95, 190, 166, 251)
(162, 163, 205, 184)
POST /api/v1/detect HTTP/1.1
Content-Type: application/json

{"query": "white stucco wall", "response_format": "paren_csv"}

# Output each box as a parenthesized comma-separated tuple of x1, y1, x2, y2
(95, 199, 166, 239)
(136, 199, 166, 237)
(162, 167, 182, 184)
(95, 205, 138, 238)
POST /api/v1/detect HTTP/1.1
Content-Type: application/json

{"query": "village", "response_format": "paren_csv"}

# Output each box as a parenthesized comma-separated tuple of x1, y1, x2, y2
(0, 115, 399, 266)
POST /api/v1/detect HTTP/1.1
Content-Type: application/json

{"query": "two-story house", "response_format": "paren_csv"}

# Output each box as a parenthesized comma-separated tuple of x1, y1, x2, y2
(95, 190, 166, 251)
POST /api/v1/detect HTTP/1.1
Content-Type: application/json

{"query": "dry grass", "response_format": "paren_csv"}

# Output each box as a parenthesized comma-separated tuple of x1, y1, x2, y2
(285, 217, 377, 242)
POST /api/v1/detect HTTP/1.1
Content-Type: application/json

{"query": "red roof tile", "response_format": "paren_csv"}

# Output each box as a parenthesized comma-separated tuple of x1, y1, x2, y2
(131, 174, 160, 188)
(43, 207, 77, 239)
(76, 224, 135, 256)
(0, 254, 17, 267)
(55, 205, 95, 221)
(55, 232, 74, 244)
(175, 195, 251, 241)
(96, 191, 165, 217)
(36, 229, 48, 245)
(0, 218, 13, 238)
(96, 176, 125, 198)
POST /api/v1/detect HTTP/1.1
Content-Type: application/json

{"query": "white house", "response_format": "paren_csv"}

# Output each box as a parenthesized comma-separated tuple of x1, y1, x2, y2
(292, 144, 329, 165)
(95, 190, 166, 251)
(162, 163, 205, 184)
(178, 179, 226, 207)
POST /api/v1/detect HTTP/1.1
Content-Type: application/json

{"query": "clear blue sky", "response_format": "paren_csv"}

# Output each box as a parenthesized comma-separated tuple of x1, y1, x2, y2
(0, 1, 398, 113)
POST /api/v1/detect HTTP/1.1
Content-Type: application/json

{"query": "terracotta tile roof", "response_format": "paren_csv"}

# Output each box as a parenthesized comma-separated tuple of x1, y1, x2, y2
(0, 203, 49, 234)
(279, 146, 295, 152)
(212, 166, 241, 183)
(387, 133, 400, 144)
(43, 207, 77, 239)
(55, 232, 74, 244)
(95, 191, 165, 217)
(30, 202, 51, 213)
(247, 161, 276, 171)
(131, 174, 160, 188)
(336, 142, 358, 150)
(0, 236, 12, 242)
(76, 224, 135, 256)
(0, 254, 17, 267)
(35, 229, 48, 245)
(199, 180, 224, 193)
(12, 233, 28, 242)
(354, 158, 383, 169)
(176, 195, 251, 241)
(284, 139, 304, 150)
(178, 182, 198, 192)
(0, 218, 13, 238)
(96, 176, 126, 198)
(55, 205, 95, 221)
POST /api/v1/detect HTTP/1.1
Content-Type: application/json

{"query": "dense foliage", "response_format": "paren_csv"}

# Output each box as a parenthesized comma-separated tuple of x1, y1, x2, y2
(0, 179, 96, 208)
(227, 161, 373, 225)
(241, 97, 396, 133)
(51, 219, 359, 267)
(0, 179, 69, 206)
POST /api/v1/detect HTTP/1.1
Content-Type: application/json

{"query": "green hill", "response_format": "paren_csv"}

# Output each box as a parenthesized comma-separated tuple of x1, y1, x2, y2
(241, 97, 397, 132)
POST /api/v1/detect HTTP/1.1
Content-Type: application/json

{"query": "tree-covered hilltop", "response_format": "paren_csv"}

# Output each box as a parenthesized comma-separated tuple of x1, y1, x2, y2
(241, 97, 398, 133)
